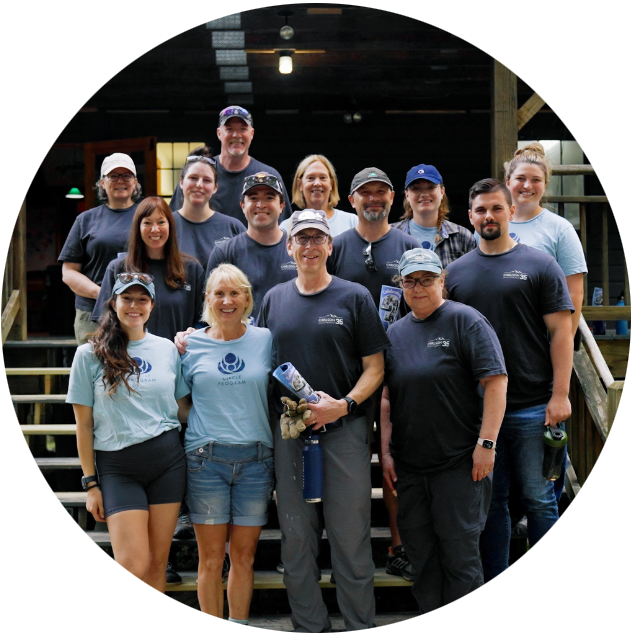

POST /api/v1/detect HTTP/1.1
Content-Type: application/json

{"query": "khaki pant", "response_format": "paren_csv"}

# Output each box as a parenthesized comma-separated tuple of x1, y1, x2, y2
(74, 309, 98, 344)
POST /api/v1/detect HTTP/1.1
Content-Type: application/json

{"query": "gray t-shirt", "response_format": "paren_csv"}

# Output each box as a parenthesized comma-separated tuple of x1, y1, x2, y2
(66, 333, 189, 451)
(385, 301, 506, 473)
(58, 203, 138, 312)
(257, 276, 391, 417)
(206, 232, 297, 320)
(445, 244, 574, 410)
(92, 255, 205, 340)
(174, 210, 244, 268)
(170, 156, 293, 226)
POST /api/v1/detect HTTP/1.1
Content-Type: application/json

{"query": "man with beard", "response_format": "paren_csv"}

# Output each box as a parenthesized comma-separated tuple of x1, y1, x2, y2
(170, 105, 292, 224)
(444, 178, 574, 582)
(328, 168, 420, 582)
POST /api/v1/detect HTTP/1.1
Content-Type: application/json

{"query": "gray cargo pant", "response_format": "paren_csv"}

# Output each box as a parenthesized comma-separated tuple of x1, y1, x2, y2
(274, 415, 375, 632)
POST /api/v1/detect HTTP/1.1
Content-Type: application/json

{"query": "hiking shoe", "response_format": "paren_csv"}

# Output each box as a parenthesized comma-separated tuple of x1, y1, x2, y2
(276, 561, 285, 574)
(173, 513, 195, 540)
(166, 561, 182, 585)
(222, 553, 231, 582)
(386, 545, 415, 581)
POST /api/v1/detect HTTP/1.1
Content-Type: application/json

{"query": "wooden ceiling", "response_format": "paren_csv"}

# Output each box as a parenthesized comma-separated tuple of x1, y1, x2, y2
(83, 4, 536, 117)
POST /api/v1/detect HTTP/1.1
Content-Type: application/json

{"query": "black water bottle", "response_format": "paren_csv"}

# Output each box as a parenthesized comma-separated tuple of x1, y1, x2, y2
(543, 423, 568, 481)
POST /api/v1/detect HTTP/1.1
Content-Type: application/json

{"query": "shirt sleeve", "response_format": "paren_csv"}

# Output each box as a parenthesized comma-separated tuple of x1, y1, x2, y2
(539, 258, 576, 315)
(66, 346, 97, 407)
(58, 216, 85, 263)
(459, 312, 507, 382)
(555, 223, 588, 276)
(205, 243, 227, 281)
(173, 348, 190, 400)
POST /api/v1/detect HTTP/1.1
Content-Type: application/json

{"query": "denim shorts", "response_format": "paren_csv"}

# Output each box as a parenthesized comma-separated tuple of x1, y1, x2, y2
(185, 441, 274, 526)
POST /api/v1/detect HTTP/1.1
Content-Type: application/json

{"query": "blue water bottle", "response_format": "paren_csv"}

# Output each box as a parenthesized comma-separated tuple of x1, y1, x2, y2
(302, 434, 323, 503)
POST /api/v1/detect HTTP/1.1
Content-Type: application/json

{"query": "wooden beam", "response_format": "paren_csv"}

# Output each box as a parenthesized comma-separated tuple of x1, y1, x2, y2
(6, 368, 71, 376)
(580, 203, 588, 306)
(9, 200, 27, 341)
(582, 306, 631, 320)
(1, 290, 20, 344)
(491, 60, 517, 180)
(602, 205, 610, 306)
(551, 165, 595, 176)
(607, 381, 624, 430)
(517, 92, 545, 131)
(544, 195, 608, 204)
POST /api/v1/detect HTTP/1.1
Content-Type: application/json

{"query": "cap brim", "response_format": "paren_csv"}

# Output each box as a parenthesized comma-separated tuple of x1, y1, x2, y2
(112, 281, 155, 299)
(400, 263, 442, 276)
(102, 164, 137, 177)
(290, 222, 331, 236)
(219, 115, 251, 127)
(350, 177, 393, 195)
(405, 175, 442, 189)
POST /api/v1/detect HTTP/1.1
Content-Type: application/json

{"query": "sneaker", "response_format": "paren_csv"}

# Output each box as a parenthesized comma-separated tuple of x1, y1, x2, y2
(386, 545, 415, 582)
(276, 560, 285, 574)
(222, 553, 231, 582)
(166, 561, 182, 585)
(173, 513, 195, 540)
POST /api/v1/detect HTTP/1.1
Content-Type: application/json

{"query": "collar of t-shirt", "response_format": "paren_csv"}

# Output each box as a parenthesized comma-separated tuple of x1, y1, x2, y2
(353, 227, 394, 245)
(476, 243, 520, 257)
(408, 219, 438, 250)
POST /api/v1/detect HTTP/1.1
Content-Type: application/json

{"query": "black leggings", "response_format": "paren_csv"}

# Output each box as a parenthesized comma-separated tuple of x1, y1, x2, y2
(95, 428, 186, 518)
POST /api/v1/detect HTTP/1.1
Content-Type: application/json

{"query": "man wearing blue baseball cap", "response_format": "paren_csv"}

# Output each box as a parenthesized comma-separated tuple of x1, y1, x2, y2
(170, 105, 292, 224)
(391, 164, 475, 268)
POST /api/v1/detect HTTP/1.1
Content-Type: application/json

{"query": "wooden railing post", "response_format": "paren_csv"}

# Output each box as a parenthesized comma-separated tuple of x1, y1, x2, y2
(607, 381, 624, 430)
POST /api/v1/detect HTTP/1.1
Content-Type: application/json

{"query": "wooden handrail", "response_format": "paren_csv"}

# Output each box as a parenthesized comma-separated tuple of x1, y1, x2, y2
(551, 165, 595, 175)
(582, 306, 631, 320)
(578, 316, 614, 389)
(1, 289, 20, 344)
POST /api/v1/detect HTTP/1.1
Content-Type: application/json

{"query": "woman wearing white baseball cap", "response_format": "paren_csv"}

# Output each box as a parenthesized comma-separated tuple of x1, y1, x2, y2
(59, 152, 142, 344)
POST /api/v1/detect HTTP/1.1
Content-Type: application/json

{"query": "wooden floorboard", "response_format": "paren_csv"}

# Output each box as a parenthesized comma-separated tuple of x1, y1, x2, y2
(247, 612, 418, 631)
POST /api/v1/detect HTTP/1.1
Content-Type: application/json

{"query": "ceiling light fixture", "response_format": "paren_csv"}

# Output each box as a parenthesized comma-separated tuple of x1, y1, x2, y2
(278, 10, 295, 40)
(279, 50, 293, 74)
(65, 187, 84, 199)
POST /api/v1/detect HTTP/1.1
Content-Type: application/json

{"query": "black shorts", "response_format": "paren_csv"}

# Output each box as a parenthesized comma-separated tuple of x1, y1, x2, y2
(95, 428, 186, 518)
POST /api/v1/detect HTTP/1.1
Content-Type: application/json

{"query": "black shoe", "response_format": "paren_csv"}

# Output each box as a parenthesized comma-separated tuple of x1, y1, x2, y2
(222, 553, 230, 582)
(276, 560, 285, 574)
(166, 561, 182, 585)
(386, 545, 415, 582)
(173, 512, 195, 540)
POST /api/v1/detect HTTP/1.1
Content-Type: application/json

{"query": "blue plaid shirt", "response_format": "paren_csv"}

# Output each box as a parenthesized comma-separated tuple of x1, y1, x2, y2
(390, 218, 476, 269)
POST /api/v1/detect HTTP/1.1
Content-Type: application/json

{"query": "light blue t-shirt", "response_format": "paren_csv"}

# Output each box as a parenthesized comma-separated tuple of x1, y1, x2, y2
(280, 208, 358, 237)
(408, 219, 438, 250)
(180, 325, 274, 452)
(474, 208, 587, 276)
(67, 333, 189, 451)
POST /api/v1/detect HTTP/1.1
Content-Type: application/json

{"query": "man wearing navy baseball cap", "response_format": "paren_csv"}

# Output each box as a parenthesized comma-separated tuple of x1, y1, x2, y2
(170, 105, 292, 224)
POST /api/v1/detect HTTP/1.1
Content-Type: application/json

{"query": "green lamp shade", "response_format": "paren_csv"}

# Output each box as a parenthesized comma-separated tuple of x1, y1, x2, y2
(66, 187, 84, 199)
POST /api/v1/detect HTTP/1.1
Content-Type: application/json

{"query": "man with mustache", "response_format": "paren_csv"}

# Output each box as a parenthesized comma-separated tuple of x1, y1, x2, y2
(444, 178, 574, 582)
(170, 105, 292, 225)
(328, 168, 420, 582)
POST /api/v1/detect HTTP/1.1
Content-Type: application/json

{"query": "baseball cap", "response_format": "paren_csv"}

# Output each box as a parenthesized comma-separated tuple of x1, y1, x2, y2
(112, 273, 156, 299)
(218, 105, 253, 127)
(101, 153, 136, 177)
(241, 172, 284, 197)
(405, 164, 443, 189)
(288, 209, 331, 237)
(349, 167, 393, 195)
(398, 249, 442, 276)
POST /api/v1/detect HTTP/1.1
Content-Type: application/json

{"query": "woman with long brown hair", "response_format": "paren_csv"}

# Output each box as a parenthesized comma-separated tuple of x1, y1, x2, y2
(92, 197, 205, 339)
(67, 274, 191, 591)
(392, 164, 475, 268)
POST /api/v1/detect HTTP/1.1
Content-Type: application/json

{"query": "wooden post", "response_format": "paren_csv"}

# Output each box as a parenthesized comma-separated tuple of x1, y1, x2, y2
(625, 265, 630, 307)
(491, 60, 517, 181)
(9, 200, 27, 341)
(607, 381, 624, 430)
(580, 203, 588, 306)
(517, 92, 545, 131)
(602, 205, 609, 306)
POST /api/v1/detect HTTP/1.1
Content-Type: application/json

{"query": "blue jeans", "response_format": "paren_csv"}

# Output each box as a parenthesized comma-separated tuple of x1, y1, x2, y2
(479, 404, 559, 581)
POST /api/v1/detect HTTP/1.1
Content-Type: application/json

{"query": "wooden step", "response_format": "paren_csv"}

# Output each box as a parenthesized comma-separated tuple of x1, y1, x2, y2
(21, 424, 76, 435)
(3, 338, 77, 348)
(12, 394, 67, 404)
(36, 457, 81, 470)
(6, 367, 71, 376)
(244, 612, 417, 631)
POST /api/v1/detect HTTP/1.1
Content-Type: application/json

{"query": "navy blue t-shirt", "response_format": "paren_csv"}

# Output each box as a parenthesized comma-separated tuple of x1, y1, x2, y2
(92, 255, 205, 340)
(58, 203, 138, 312)
(385, 301, 506, 473)
(328, 228, 421, 307)
(170, 156, 293, 225)
(257, 276, 391, 417)
(445, 243, 574, 410)
(174, 210, 244, 268)
(206, 232, 297, 321)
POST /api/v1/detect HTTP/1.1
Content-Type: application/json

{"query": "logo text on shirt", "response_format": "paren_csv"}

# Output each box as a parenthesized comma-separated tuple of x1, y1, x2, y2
(503, 270, 528, 280)
(319, 314, 344, 325)
(281, 261, 298, 271)
(427, 337, 450, 348)
(384, 260, 400, 270)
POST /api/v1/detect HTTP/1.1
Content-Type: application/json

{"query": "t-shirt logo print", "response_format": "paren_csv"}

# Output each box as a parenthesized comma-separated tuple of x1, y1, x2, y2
(218, 353, 246, 374)
(510, 232, 522, 243)
(133, 357, 152, 373)
(318, 314, 344, 325)
(503, 270, 528, 280)
(427, 337, 450, 348)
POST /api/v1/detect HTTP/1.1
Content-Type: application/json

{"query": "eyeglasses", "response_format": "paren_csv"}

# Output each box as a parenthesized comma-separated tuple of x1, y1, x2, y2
(104, 173, 135, 183)
(363, 242, 377, 273)
(116, 272, 154, 285)
(400, 275, 440, 289)
(293, 234, 328, 245)
(186, 155, 216, 166)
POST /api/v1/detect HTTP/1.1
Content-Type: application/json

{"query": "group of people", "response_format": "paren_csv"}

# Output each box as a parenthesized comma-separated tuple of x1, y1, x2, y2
(59, 103, 587, 631)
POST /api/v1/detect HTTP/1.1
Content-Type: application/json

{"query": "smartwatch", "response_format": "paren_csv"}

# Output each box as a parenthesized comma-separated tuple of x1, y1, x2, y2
(343, 396, 358, 415)
(477, 438, 496, 450)
(81, 475, 99, 491)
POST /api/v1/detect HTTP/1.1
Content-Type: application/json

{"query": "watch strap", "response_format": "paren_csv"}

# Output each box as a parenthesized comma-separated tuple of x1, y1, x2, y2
(81, 475, 99, 491)
(343, 396, 358, 415)
(477, 438, 496, 450)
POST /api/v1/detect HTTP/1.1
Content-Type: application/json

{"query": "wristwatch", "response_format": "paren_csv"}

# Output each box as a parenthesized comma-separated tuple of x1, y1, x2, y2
(343, 396, 358, 415)
(477, 438, 496, 450)
(81, 475, 99, 491)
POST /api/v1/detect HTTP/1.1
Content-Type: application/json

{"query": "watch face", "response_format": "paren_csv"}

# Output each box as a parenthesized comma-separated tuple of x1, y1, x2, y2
(482, 440, 494, 449)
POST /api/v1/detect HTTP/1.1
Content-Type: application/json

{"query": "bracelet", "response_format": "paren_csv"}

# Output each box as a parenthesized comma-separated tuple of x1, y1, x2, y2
(86, 483, 100, 491)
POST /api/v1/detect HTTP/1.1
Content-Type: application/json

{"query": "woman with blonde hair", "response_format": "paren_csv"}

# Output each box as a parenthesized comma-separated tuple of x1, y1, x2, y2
(280, 154, 358, 236)
(504, 142, 587, 336)
(179, 264, 274, 625)
(392, 164, 475, 268)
